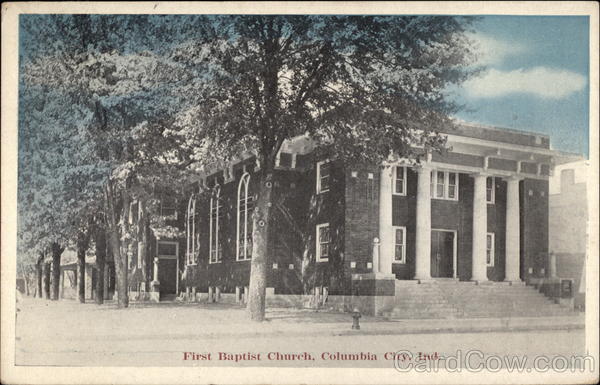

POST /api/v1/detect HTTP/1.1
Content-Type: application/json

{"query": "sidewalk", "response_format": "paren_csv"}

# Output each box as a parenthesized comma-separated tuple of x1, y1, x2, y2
(16, 297, 585, 341)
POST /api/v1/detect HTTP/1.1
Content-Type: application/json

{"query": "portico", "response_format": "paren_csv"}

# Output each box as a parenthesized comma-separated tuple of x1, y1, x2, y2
(377, 124, 580, 283)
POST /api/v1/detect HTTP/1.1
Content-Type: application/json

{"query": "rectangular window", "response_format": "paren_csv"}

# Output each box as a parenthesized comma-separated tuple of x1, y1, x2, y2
(431, 170, 459, 200)
(393, 166, 407, 195)
(160, 194, 178, 219)
(157, 241, 178, 259)
(316, 160, 330, 194)
(316, 223, 330, 262)
(486, 233, 495, 267)
(486, 176, 495, 204)
(393, 226, 406, 264)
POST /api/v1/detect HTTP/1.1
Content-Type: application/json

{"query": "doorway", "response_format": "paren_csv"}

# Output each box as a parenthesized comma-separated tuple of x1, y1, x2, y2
(156, 240, 179, 299)
(431, 230, 456, 278)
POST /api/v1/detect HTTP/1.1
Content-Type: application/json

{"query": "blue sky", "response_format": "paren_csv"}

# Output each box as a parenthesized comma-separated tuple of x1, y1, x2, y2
(452, 16, 589, 157)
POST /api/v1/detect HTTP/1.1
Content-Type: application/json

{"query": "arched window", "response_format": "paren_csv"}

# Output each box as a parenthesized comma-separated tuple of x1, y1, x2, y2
(209, 186, 222, 264)
(186, 194, 198, 265)
(236, 173, 253, 261)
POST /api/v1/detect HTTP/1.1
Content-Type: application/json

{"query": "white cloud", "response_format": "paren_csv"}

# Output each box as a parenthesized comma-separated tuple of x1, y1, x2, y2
(468, 33, 526, 65)
(463, 67, 587, 99)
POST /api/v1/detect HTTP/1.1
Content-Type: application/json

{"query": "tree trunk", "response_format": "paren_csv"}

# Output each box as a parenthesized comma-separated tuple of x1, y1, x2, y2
(43, 262, 51, 299)
(137, 200, 147, 283)
(105, 180, 129, 308)
(36, 253, 43, 298)
(77, 231, 88, 303)
(247, 170, 274, 321)
(23, 270, 30, 296)
(51, 242, 63, 300)
(95, 227, 106, 305)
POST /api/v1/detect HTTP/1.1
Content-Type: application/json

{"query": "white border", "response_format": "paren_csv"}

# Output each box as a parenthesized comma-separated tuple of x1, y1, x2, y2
(1, 2, 598, 385)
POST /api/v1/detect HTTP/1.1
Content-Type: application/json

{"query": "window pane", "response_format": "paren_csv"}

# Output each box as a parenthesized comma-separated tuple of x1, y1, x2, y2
(319, 163, 330, 192)
(448, 173, 456, 185)
(486, 177, 493, 188)
(395, 245, 404, 261)
(158, 242, 177, 256)
(396, 228, 404, 244)
(486, 188, 492, 202)
(395, 167, 404, 194)
(486, 250, 491, 264)
(320, 226, 330, 242)
(486, 235, 492, 249)
(436, 172, 445, 198)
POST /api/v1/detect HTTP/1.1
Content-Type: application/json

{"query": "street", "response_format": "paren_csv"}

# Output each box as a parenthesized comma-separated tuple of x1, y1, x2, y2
(15, 298, 586, 368)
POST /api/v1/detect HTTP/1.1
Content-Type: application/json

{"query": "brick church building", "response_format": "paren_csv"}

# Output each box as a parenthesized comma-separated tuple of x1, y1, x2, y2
(145, 122, 580, 315)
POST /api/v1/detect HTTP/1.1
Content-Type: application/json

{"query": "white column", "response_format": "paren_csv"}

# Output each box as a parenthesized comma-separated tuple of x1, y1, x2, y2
(505, 177, 521, 281)
(415, 166, 432, 280)
(378, 166, 394, 274)
(472, 174, 488, 282)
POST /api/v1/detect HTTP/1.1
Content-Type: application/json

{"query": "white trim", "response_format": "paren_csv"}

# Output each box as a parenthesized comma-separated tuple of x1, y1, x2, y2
(486, 176, 495, 204)
(316, 160, 330, 194)
(236, 173, 252, 261)
(486, 232, 495, 267)
(316, 223, 330, 262)
(392, 226, 407, 264)
(431, 170, 459, 201)
(209, 185, 222, 264)
(392, 166, 407, 196)
(431, 228, 458, 279)
(445, 133, 582, 165)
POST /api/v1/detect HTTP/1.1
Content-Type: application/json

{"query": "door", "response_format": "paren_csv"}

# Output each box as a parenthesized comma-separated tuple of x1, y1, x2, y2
(431, 230, 455, 278)
(158, 258, 177, 295)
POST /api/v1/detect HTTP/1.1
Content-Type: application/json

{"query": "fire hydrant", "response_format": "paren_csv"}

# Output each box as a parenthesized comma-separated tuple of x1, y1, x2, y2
(351, 308, 361, 330)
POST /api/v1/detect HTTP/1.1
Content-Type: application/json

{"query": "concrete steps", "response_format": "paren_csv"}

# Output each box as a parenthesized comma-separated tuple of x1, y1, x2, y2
(384, 280, 574, 319)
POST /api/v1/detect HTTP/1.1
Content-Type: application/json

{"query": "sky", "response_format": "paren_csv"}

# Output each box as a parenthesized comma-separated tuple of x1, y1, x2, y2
(452, 16, 590, 157)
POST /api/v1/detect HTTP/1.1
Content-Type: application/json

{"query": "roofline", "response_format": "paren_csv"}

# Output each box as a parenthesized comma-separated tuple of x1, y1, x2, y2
(453, 119, 551, 139)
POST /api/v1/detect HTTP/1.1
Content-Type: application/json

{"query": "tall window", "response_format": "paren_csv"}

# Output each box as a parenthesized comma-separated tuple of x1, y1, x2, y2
(430, 170, 459, 200)
(316, 223, 330, 262)
(237, 173, 253, 261)
(316, 160, 330, 194)
(393, 226, 406, 263)
(486, 177, 495, 204)
(186, 194, 198, 265)
(486, 233, 495, 267)
(393, 166, 407, 195)
(209, 186, 223, 264)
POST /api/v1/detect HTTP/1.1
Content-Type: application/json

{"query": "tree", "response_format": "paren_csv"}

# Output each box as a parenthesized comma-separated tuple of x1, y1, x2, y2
(170, 15, 478, 320)
(19, 15, 201, 307)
